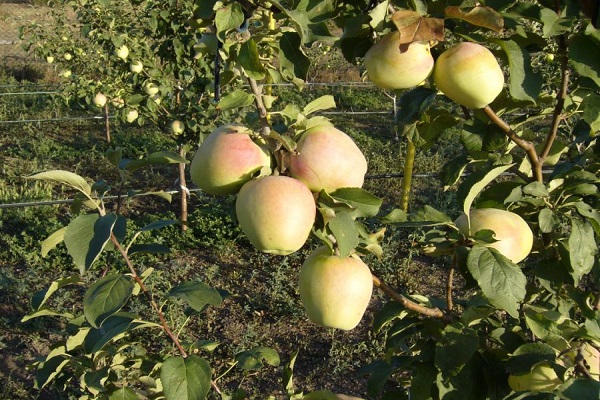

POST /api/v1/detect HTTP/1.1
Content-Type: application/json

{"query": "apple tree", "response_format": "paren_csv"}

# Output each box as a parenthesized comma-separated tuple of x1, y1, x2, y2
(19, 0, 600, 399)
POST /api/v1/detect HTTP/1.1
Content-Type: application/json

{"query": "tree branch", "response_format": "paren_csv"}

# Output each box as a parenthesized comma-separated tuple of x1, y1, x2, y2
(248, 77, 271, 136)
(482, 106, 542, 183)
(446, 259, 455, 311)
(372, 274, 452, 322)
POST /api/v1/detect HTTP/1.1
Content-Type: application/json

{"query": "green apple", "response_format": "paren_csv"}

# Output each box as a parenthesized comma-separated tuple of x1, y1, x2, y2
(63, 53, 72, 61)
(235, 176, 316, 255)
(60, 70, 72, 78)
(144, 82, 159, 96)
(455, 208, 533, 263)
(93, 93, 107, 108)
(46, 56, 54, 64)
(433, 42, 504, 109)
(111, 97, 125, 109)
(289, 124, 368, 193)
(125, 109, 138, 123)
(364, 31, 434, 89)
(116, 45, 129, 60)
(190, 125, 272, 195)
(170, 120, 184, 135)
(299, 246, 373, 330)
(508, 363, 562, 393)
(130, 60, 143, 73)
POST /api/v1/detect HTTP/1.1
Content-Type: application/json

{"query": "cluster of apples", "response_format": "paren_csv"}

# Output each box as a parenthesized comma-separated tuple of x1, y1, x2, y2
(364, 31, 505, 109)
(189, 123, 374, 330)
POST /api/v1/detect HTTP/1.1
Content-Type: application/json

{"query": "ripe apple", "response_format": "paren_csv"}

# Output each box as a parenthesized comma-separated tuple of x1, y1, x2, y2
(289, 124, 368, 193)
(433, 42, 504, 109)
(455, 208, 533, 263)
(170, 120, 184, 135)
(116, 45, 129, 60)
(508, 363, 562, 393)
(144, 82, 159, 96)
(125, 109, 138, 123)
(130, 60, 143, 73)
(363, 31, 434, 89)
(190, 125, 272, 195)
(299, 246, 373, 330)
(235, 176, 316, 255)
(93, 93, 107, 108)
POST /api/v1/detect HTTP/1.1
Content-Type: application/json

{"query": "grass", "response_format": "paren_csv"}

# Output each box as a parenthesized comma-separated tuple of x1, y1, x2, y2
(0, 33, 462, 400)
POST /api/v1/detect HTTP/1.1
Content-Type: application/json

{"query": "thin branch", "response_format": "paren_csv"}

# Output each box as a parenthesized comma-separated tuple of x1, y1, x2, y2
(482, 106, 542, 183)
(247, 77, 271, 136)
(446, 259, 455, 311)
(540, 34, 569, 165)
(372, 274, 452, 322)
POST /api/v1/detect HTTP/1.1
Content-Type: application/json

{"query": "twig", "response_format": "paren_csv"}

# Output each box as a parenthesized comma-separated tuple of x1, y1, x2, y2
(446, 259, 455, 311)
(247, 77, 271, 136)
(482, 106, 542, 183)
(372, 274, 452, 322)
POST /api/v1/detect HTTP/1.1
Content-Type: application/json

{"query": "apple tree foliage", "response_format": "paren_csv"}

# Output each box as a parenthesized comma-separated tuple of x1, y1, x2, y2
(19, 0, 600, 399)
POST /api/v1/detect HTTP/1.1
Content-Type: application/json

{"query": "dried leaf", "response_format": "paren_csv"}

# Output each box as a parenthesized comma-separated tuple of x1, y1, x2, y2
(445, 6, 504, 32)
(391, 10, 445, 44)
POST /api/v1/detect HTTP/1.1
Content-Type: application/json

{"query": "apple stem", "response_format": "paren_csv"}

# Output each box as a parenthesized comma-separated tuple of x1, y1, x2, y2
(482, 105, 542, 183)
(372, 274, 452, 322)
(248, 77, 271, 137)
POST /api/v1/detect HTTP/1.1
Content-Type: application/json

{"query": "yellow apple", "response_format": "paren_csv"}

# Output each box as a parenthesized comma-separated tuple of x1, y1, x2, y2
(130, 60, 143, 73)
(190, 125, 272, 195)
(235, 176, 316, 255)
(433, 42, 504, 109)
(508, 362, 562, 393)
(46, 56, 54, 64)
(93, 93, 107, 108)
(289, 125, 368, 193)
(116, 45, 129, 60)
(363, 31, 434, 90)
(144, 82, 159, 96)
(125, 109, 138, 123)
(63, 52, 72, 61)
(170, 120, 184, 135)
(299, 246, 373, 330)
(455, 208, 533, 263)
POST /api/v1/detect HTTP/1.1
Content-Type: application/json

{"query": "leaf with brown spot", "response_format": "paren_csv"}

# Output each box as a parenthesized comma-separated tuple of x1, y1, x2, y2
(445, 5, 504, 32)
(391, 10, 445, 44)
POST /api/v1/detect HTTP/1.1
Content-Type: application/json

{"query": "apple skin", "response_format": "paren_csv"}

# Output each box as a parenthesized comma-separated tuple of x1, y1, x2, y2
(364, 31, 434, 90)
(93, 93, 107, 108)
(235, 176, 316, 255)
(299, 246, 373, 330)
(46, 56, 54, 64)
(125, 109, 138, 123)
(116, 45, 129, 60)
(289, 125, 368, 193)
(433, 42, 504, 109)
(508, 363, 562, 393)
(171, 120, 184, 135)
(130, 61, 143, 73)
(455, 208, 533, 264)
(190, 125, 272, 195)
(145, 82, 159, 96)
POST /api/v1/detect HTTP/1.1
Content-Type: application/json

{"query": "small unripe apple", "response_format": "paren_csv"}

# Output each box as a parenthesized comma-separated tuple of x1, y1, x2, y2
(125, 109, 138, 123)
(299, 246, 373, 330)
(170, 120, 184, 135)
(190, 125, 272, 195)
(455, 208, 533, 263)
(364, 31, 434, 89)
(289, 125, 368, 193)
(235, 176, 316, 255)
(545, 53, 555, 62)
(433, 42, 504, 109)
(116, 45, 129, 60)
(46, 56, 54, 64)
(111, 97, 125, 109)
(93, 93, 107, 108)
(508, 363, 562, 393)
(63, 53, 72, 61)
(144, 82, 159, 96)
(130, 60, 143, 73)
(60, 70, 72, 78)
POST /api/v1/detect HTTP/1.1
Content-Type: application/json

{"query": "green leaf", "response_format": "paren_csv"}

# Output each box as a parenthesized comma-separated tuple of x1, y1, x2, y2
(381, 208, 408, 224)
(161, 355, 211, 400)
(216, 89, 254, 111)
(328, 187, 383, 218)
(271, 0, 336, 46)
(139, 219, 180, 232)
(467, 246, 526, 318)
(84, 274, 134, 328)
(278, 31, 311, 82)
(435, 323, 479, 380)
(523, 305, 578, 347)
(412, 205, 453, 223)
(167, 281, 223, 312)
(123, 151, 187, 172)
(396, 87, 438, 125)
(538, 208, 558, 233)
(41, 226, 67, 257)
(31, 275, 82, 311)
(28, 170, 91, 195)
(21, 307, 75, 322)
(506, 342, 557, 374)
(105, 147, 123, 168)
(561, 379, 600, 400)
(457, 164, 513, 215)
(328, 211, 360, 258)
(582, 93, 600, 132)
(302, 95, 336, 115)
(83, 313, 137, 354)
(575, 201, 600, 235)
(35, 355, 70, 389)
(214, 2, 244, 42)
(539, 8, 571, 37)
(440, 155, 469, 188)
(238, 39, 266, 80)
(570, 33, 600, 87)
(108, 386, 139, 400)
(568, 218, 597, 285)
(522, 181, 549, 197)
(235, 346, 280, 370)
(64, 213, 118, 274)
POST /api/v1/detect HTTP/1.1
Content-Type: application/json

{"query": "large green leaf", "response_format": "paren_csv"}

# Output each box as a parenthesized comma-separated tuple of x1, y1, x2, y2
(328, 211, 359, 258)
(41, 227, 67, 257)
(435, 323, 479, 380)
(457, 164, 513, 216)
(122, 151, 187, 172)
(570, 33, 600, 87)
(167, 282, 223, 312)
(234, 346, 280, 370)
(271, 0, 336, 45)
(108, 387, 139, 400)
(303, 95, 336, 115)
(31, 275, 82, 311)
(493, 38, 543, 104)
(582, 93, 600, 132)
(214, 2, 244, 42)
(83, 313, 138, 354)
(561, 379, 600, 400)
(467, 246, 526, 318)
(539, 7, 571, 37)
(327, 187, 383, 218)
(238, 39, 266, 80)
(35, 355, 71, 389)
(83, 274, 134, 328)
(278, 31, 310, 82)
(568, 218, 597, 285)
(523, 305, 578, 347)
(216, 89, 254, 111)
(161, 355, 211, 400)
(28, 170, 91, 195)
(64, 213, 118, 274)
